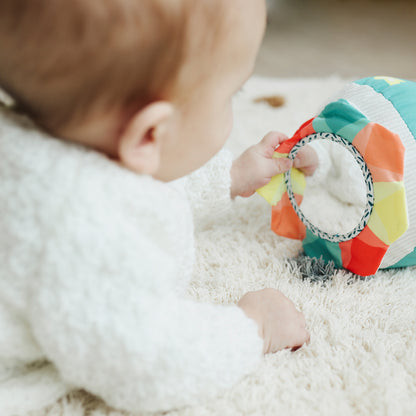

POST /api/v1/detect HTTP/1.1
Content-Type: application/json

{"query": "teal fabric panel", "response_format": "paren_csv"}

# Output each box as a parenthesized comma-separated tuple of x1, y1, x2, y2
(302, 229, 343, 268)
(312, 99, 370, 143)
(385, 247, 416, 269)
(354, 77, 416, 141)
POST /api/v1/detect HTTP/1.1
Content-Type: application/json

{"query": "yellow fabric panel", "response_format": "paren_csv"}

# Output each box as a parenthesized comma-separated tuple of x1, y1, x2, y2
(367, 181, 408, 245)
(256, 173, 286, 206)
(291, 168, 306, 195)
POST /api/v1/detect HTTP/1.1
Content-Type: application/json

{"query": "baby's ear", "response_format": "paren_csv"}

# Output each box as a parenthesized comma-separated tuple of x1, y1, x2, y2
(117, 102, 174, 175)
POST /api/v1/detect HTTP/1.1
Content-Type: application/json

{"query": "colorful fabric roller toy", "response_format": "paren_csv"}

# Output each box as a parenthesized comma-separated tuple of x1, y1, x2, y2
(257, 76, 416, 276)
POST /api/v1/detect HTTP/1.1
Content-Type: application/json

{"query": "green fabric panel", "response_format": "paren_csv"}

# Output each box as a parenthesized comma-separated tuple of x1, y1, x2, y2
(302, 229, 343, 268)
(312, 99, 370, 143)
(311, 118, 331, 133)
(384, 248, 416, 269)
(354, 77, 416, 142)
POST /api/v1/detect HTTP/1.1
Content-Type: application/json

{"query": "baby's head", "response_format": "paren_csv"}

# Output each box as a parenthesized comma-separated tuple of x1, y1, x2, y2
(0, 0, 266, 180)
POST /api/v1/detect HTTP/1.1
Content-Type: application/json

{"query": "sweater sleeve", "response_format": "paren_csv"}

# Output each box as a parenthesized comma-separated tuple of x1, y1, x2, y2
(27, 252, 262, 412)
(182, 148, 234, 223)
(26, 161, 262, 413)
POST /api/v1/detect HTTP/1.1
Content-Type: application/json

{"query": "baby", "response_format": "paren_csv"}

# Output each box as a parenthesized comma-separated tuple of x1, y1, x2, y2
(0, 0, 309, 413)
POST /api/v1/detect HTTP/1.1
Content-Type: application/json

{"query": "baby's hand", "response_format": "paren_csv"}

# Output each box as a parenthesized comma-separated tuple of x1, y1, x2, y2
(230, 131, 292, 198)
(230, 133, 320, 198)
(293, 145, 319, 177)
(238, 288, 309, 354)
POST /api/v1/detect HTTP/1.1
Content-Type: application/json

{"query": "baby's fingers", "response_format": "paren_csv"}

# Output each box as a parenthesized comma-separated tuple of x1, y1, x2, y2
(269, 157, 292, 177)
(293, 146, 319, 176)
(290, 328, 310, 351)
(257, 157, 292, 184)
(259, 131, 289, 156)
(290, 313, 310, 350)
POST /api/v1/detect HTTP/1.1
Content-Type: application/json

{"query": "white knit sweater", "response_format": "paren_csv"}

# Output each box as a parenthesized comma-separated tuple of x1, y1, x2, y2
(0, 109, 263, 414)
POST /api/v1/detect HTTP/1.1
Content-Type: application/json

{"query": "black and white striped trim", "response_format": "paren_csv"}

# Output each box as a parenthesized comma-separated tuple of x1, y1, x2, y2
(284, 132, 374, 243)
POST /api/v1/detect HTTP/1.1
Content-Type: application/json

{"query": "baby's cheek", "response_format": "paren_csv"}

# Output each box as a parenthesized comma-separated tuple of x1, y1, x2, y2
(209, 113, 232, 151)
(225, 103, 234, 137)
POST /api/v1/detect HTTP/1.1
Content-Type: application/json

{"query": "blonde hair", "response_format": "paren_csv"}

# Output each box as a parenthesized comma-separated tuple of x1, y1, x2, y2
(0, 0, 206, 133)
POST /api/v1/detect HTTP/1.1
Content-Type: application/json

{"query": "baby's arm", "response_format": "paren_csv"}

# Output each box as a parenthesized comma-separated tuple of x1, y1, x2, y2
(23, 176, 304, 415)
(28, 244, 307, 412)
(27, 221, 263, 412)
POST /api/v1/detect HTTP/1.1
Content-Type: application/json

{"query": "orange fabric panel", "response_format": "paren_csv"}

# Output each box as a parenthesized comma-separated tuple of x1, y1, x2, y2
(352, 123, 405, 181)
(271, 193, 306, 240)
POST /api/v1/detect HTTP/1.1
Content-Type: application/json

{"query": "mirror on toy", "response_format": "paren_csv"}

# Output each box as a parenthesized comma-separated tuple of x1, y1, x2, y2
(291, 139, 368, 238)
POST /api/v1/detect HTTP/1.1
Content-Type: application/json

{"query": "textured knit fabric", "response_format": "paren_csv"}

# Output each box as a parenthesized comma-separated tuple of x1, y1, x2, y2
(0, 108, 263, 414)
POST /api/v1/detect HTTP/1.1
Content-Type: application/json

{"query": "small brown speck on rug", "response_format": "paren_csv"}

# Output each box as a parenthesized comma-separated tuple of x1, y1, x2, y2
(253, 94, 285, 108)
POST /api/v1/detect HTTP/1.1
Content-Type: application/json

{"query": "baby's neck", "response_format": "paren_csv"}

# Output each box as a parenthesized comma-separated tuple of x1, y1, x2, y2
(55, 110, 122, 158)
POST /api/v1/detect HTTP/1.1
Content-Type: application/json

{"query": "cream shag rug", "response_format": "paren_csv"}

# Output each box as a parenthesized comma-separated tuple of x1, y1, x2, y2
(28, 77, 416, 416)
